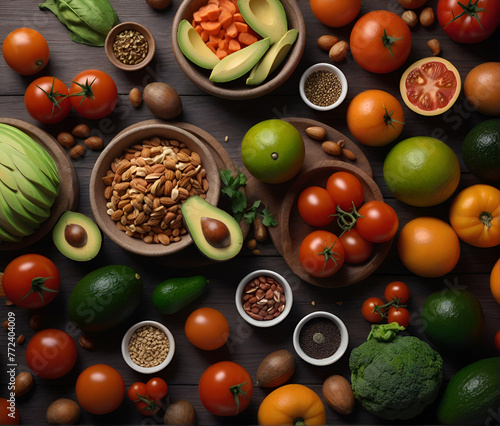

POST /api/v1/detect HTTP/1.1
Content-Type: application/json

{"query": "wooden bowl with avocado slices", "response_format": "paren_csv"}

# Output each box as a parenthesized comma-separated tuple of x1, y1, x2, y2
(172, 0, 306, 100)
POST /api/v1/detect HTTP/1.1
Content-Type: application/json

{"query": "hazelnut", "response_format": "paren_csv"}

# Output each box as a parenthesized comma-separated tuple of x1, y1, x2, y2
(84, 136, 104, 150)
(427, 38, 441, 56)
(69, 145, 85, 159)
(3, 320, 8, 330)
(30, 314, 42, 331)
(402, 10, 418, 28)
(246, 239, 257, 250)
(17, 335, 25, 345)
(129, 87, 143, 108)
(200, 217, 231, 248)
(57, 132, 75, 148)
(317, 35, 339, 51)
(329, 41, 349, 62)
(420, 7, 435, 27)
(71, 124, 91, 138)
(14, 372, 34, 397)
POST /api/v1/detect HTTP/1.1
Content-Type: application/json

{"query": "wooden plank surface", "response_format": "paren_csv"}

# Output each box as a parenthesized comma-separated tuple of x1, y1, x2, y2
(0, 0, 499, 424)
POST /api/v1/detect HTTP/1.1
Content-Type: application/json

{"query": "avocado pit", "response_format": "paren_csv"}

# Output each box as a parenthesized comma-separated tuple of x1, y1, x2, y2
(65, 223, 88, 248)
(201, 217, 231, 248)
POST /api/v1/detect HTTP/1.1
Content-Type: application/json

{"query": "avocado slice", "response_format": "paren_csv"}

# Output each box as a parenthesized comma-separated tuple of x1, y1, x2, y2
(53, 211, 102, 261)
(181, 196, 243, 261)
(238, 0, 288, 45)
(247, 29, 298, 86)
(209, 37, 270, 83)
(177, 19, 220, 70)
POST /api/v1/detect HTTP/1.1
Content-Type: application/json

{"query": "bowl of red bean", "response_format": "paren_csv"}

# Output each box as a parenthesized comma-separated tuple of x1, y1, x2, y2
(235, 269, 293, 328)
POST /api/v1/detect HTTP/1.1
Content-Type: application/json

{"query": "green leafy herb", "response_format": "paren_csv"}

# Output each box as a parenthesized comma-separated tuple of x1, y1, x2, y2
(220, 169, 277, 227)
(39, 0, 119, 46)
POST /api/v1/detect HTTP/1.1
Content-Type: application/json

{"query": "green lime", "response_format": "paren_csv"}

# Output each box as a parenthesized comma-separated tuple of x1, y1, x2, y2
(241, 119, 305, 184)
(462, 119, 500, 182)
(421, 289, 484, 351)
(383, 136, 460, 207)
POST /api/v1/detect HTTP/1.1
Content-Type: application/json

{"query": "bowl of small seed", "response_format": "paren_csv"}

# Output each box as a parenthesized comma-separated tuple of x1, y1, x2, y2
(292, 311, 348, 366)
(235, 269, 293, 328)
(299, 63, 348, 111)
(121, 320, 175, 374)
(105, 22, 156, 71)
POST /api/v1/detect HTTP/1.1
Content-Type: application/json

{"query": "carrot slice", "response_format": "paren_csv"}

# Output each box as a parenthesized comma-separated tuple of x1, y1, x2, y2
(200, 20, 222, 35)
(200, 30, 209, 42)
(206, 3, 220, 20)
(218, 38, 228, 50)
(238, 31, 257, 45)
(228, 38, 241, 53)
(207, 0, 219, 5)
(219, 0, 236, 15)
(233, 12, 245, 22)
(193, 11, 203, 23)
(225, 22, 238, 38)
(216, 49, 228, 59)
(206, 42, 217, 54)
(209, 34, 222, 44)
(195, 24, 203, 35)
(234, 21, 248, 33)
(218, 6, 233, 28)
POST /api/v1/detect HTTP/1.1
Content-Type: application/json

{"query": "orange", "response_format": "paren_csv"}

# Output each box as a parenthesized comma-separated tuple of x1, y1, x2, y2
(491, 258, 500, 304)
(397, 217, 460, 278)
(464, 62, 500, 116)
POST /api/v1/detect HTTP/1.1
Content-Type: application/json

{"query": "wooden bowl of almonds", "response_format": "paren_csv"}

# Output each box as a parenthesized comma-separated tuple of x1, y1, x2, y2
(89, 123, 220, 256)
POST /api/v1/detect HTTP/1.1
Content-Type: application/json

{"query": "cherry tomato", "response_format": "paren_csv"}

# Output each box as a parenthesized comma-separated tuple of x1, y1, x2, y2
(339, 228, 373, 264)
(76, 364, 125, 415)
(387, 307, 411, 328)
(384, 281, 410, 304)
(326, 172, 364, 211)
(362, 297, 386, 323)
(299, 230, 345, 278)
(2, 254, 60, 309)
(437, 0, 500, 44)
(309, 0, 361, 27)
(2, 28, 49, 75)
(128, 382, 147, 402)
(185, 307, 230, 350)
(26, 329, 77, 379)
(146, 377, 168, 400)
(495, 331, 500, 352)
(298, 186, 336, 227)
(69, 69, 118, 119)
(0, 398, 19, 425)
(135, 399, 161, 416)
(198, 361, 253, 416)
(24, 77, 71, 124)
(350, 10, 412, 74)
(356, 201, 399, 243)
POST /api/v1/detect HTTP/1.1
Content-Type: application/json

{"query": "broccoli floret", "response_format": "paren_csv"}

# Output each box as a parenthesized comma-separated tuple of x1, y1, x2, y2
(349, 324, 444, 420)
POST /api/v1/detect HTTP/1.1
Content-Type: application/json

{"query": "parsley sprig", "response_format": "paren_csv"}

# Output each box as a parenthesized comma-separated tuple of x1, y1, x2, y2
(220, 169, 277, 227)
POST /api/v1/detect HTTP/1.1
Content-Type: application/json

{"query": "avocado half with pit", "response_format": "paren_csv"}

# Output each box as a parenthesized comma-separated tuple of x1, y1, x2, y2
(177, 19, 220, 69)
(181, 196, 243, 261)
(53, 211, 102, 261)
(246, 29, 298, 86)
(238, 0, 288, 45)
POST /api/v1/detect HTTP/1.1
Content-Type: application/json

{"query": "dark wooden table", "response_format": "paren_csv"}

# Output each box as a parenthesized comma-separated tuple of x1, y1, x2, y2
(1, 0, 499, 424)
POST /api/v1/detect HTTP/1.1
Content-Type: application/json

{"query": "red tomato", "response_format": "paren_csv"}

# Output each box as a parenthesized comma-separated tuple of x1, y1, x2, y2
(0, 397, 19, 425)
(437, 0, 500, 44)
(387, 307, 411, 327)
(350, 10, 412, 74)
(198, 361, 253, 416)
(356, 201, 399, 243)
(76, 364, 125, 415)
(298, 186, 336, 227)
(69, 69, 118, 119)
(146, 377, 168, 400)
(128, 382, 147, 402)
(24, 77, 71, 124)
(326, 172, 364, 211)
(384, 281, 410, 304)
(2, 28, 49, 75)
(361, 297, 386, 323)
(495, 331, 500, 352)
(339, 228, 373, 264)
(310, 0, 361, 27)
(26, 329, 77, 379)
(299, 230, 345, 278)
(2, 254, 60, 309)
(185, 307, 230, 350)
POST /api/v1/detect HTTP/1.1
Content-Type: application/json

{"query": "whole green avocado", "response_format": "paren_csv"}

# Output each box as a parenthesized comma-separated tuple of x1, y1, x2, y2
(349, 323, 444, 420)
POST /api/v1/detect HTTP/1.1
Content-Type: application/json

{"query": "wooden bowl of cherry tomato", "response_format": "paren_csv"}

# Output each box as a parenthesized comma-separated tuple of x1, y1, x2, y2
(280, 160, 397, 288)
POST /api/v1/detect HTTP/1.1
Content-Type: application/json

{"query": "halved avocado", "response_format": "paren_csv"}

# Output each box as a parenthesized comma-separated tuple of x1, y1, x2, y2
(177, 19, 220, 69)
(238, 0, 288, 45)
(181, 196, 243, 261)
(53, 211, 102, 261)
(247, 29, 298, 86)
(209, 37, 270, 83)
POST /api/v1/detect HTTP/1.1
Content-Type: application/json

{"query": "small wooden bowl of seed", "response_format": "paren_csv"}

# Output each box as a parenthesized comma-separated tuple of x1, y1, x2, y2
(299, 63, 348, 111)
(121, 320, 175, 374)
(235, 269, 293, 328)
(105, 22, 156, 71)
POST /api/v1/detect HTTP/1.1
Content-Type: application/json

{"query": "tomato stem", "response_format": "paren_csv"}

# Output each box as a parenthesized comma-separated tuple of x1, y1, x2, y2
(317, 239, 341, 272)
(67, 77, 97, 106)
(229, 381, 250, 415)
(135, 393, 160, 415)
(37, 77, 67, 116)
(479, 211, 493, 229)
(21, 277, 58, 303)
(382, 28, 403, 60)
(383, 104, 405, 129)
(445, 0, 486, 30)
(334, 202, 362, 233)
(373, 298, 407, 318)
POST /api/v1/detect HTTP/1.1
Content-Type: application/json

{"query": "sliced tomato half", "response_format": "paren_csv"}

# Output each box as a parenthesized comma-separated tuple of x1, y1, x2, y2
(400, 57, 461, 116)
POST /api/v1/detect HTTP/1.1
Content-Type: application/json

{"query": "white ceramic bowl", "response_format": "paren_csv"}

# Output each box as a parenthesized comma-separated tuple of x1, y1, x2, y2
(235, 270, 293, 328)
(121, 320, 175, 374)
(292, 311, 348, 366)
(299, 63, 348, 111)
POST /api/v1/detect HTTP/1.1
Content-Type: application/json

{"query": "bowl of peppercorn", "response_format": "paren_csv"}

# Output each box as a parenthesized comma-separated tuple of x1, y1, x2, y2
(105, 22, 156, 71)
(299, 63, 348, 111)
(292, 311, 348, 366)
